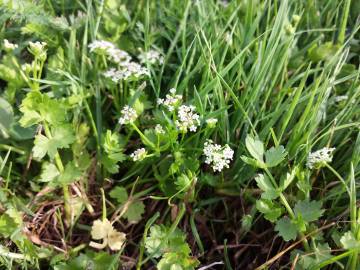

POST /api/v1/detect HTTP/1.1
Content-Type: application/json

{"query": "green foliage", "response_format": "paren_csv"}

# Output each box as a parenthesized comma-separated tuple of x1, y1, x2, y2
(145, 224, 199, 269)
(0, 0, 359, 268)
(275, 217, 298, 241)
(109, 186, 145, 223)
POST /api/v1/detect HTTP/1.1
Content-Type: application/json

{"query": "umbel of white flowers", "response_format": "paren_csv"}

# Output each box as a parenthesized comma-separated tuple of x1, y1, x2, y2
(306, 147, 335, 169)
(3, 39, 18, 51)
(157, 88, 182, 112)
(130, 148, 147, 161)
(175, 105, 200, 132)
(118, 105, 138, 125)
(203, 140, 234, 172)
(88, 40, 149, 82)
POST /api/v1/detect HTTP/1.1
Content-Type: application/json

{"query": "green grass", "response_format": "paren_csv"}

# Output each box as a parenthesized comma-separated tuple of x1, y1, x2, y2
(0, 0, 360, 269)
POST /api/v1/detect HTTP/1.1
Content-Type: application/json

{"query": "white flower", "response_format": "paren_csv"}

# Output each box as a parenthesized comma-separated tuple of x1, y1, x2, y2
(175, 105, 200, 133)
(28, 41, 47, 53)
(203, 140, 234, 172)
(3, 39, 18, 51)
(103, 62, 149, 82)
(155, 124, 165, 134)
(206, 118, 218, 128)
(88, 40, 115, 53)
(130, 148, 147, 161)
(108, 48, 132, 64)
(158, 88, 182, 111)
(138, 49, 164, 65)
(90, 218, 126, 251)
(89, 40, 132, 64)
(119, 105, 138, 125)
(307, 147, 335, 169)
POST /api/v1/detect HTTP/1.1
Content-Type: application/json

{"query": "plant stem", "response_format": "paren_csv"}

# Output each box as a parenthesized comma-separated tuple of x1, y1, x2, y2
(338, 0, 351, 45)
(264, 168, 310, 251)
(42, 122, 71, 224)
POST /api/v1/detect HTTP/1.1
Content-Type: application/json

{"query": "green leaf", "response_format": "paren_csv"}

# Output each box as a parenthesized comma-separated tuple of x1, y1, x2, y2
(39, 163, 60, 182)
(240, 155, 266, 168)
(57, 162, 82, 185)
(33, 134, 57, 159)
(280, 169, 296, 191)
(255, 174, 280, 200)
(32, 124, 75, 159)
(0, 213, 18, 237)
(275, 217, 297, 241)
(145, 225, 191, 259)
(54, 251, 119, 270)
(109, 186, 128, 203)
(256, 199, 282, 222)
(245, 135, 264, 161)
(19, 91, 43, 127)
(157, 252, 199, 270)
(294, 200, 324, 223)
(0, 97, 14, 138)
(265, 145, 287, 167)
(123, 201, 145, 223)
(340, 231, 360, 249)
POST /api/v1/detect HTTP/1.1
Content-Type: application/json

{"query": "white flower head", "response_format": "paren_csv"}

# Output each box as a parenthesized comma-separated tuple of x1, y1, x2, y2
(3, 39, 18, 51)
(158, 88, 182, 112)
(154, 124, 165, 134)
(104, 62, 149, 82)
(307, 147, 335, 169)
(130, 148, 147, 161)
(206, 118, 218, 128)
(175, 105, 200, 132)
(88, 40, 115, 53)
(90, 218, 126, 251)
(28, 41, 47, 53)
(88, 40, 132, 64)
(108, 48, 132, 64)
(138, 49, 164, 65)
(119, 105, 138, 125)
(203, 140, 234, 172)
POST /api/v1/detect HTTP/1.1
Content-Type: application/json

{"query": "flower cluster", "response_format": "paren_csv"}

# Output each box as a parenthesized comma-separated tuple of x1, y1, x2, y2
(28, 41, 47, 60)
(119, 106, 138, 125)
(89, 40, 149, 82)
(157, 88, 183, 112)
(90, 218, 126, 251)
(3, 39, 18, 51)
(307, 147, 335, 169)
(130, 148, 147, 161)
(104, 63, 149, 82)
(175, 105, 200, 132)
(155, 124, 165, 134)
(138, 49, 164, 65)
(203, 140, 234, 172)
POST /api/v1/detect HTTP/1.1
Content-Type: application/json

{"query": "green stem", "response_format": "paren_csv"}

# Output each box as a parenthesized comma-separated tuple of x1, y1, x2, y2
(338, 0, 351, 45)
(325, 163, 350, 195)
(43, 122, 71, 224)
(0, 144, 25, 155)
(264, 168, 310, 251)
(131, 123, 156, 148)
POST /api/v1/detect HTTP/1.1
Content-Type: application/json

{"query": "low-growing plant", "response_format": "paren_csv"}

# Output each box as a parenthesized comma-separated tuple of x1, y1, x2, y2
(0, 0, 360, 269)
